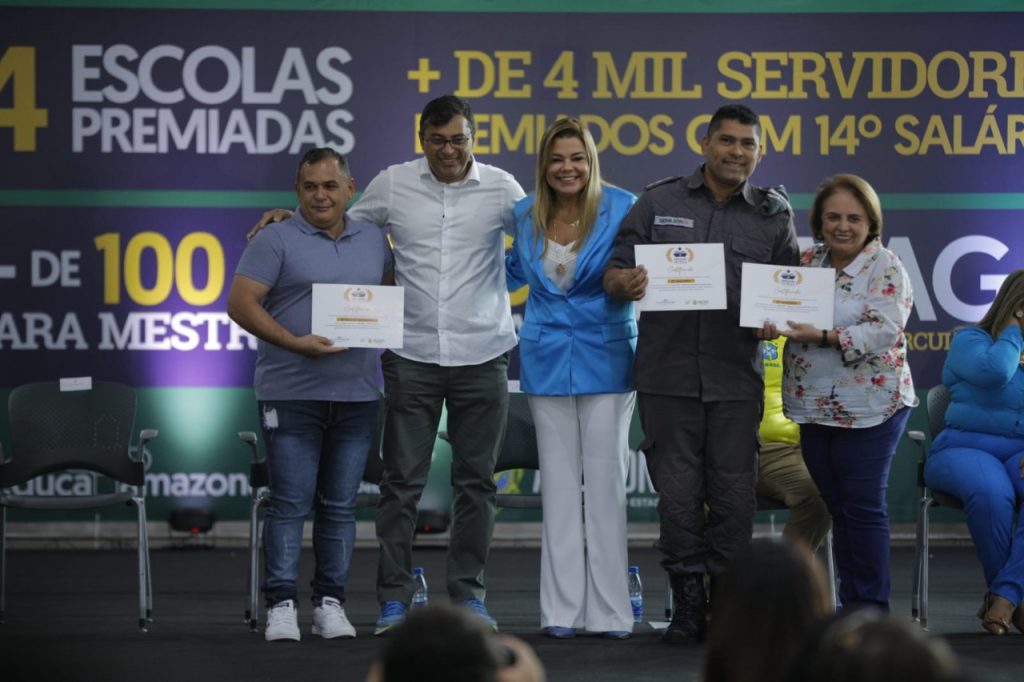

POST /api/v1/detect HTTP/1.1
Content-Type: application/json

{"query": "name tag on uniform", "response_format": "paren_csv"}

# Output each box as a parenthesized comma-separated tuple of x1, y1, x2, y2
(653, 216, 694, 228)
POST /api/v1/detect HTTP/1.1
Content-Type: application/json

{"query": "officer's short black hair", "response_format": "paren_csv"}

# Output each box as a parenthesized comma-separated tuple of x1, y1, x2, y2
(707, 104, 761, 139)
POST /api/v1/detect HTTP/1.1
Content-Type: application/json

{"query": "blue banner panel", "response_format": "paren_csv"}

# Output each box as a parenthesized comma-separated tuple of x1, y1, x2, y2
(2, 8, 1024, 193)
(0, 207, 256, 386)
(874, 210, 1024, 388)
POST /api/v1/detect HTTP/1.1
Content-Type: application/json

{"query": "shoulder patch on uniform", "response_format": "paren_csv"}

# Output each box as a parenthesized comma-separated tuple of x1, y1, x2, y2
(760, 184, 793, 217)
(642, 175, 682, 192)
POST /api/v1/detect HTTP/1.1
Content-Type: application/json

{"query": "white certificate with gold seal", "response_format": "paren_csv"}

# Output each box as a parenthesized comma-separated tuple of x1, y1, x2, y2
(739, 263, 835, 329)
(311, 283, 405, 348)
(635, 243, 727, 312)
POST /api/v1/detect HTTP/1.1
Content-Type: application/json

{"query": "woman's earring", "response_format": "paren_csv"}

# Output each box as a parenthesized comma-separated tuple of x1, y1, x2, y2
(1015, 310, 1023, 319)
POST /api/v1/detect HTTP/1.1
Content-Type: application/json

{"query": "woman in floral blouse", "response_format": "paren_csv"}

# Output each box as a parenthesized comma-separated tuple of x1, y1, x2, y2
(780, 174, 917, 612)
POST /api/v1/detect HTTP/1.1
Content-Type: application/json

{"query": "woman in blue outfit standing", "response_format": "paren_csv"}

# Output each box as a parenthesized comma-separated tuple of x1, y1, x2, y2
(924, 270, 1024, 635)
(506, 117, 637, 639)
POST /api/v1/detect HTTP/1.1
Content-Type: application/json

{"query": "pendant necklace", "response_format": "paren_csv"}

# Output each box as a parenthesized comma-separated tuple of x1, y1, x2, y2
(549, 237, 576, 277)
(550, 217, 579, 275)
(548, 210, 580, 275)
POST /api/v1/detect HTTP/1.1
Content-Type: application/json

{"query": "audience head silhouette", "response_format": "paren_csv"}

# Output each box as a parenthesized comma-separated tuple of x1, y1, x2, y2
(703, 537, 832, 682)
(785, 608, 964, 682)
(367, 604, 545, 682)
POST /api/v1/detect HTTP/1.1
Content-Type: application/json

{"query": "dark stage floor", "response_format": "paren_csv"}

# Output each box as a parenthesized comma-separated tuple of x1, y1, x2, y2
(0, 544, 1020, 681)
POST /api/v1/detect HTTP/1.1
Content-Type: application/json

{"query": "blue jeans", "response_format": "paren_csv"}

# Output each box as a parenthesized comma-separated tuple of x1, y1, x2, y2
(800, 407, 911, 611)
(925, 428, 1024, 607)
(259, 399, 378, 607)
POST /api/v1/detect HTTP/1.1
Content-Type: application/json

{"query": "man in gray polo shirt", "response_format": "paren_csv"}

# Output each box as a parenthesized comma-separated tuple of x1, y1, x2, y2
(228, 147, 394, 642)
(604, 104, 799, 645)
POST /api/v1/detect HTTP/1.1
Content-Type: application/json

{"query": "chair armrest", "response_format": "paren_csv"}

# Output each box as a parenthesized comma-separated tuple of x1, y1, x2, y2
(133, 429, 159, 462)
(238, 431, 263, 464)
(905, 430, 926, 461)
(904, 430, 928, 487)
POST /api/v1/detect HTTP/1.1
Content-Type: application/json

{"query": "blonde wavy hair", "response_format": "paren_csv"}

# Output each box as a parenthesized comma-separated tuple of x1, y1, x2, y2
(530, 117, 603, 256)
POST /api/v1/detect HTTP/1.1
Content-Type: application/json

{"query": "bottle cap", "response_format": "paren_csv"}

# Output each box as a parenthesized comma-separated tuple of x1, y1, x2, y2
(413, 567, 424, 575)
(629, 565, 639, 572)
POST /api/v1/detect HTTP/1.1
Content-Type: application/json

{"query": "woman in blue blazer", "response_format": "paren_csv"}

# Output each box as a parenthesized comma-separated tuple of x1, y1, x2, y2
(506, 117, 637, 639)
(924, 269, 1024, 635)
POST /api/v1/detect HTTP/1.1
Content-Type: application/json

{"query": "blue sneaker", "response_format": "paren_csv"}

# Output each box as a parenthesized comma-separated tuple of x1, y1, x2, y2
(374, 600, 408, 636)
(542, 626, 576, 639)
(461, 598, 498, 631)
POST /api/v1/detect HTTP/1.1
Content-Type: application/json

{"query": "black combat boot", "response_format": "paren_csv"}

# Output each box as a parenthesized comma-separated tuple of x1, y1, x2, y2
(662, 573, 707, 644)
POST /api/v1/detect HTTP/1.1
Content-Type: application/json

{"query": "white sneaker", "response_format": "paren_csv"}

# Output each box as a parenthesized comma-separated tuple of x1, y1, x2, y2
(265, 600, 301, 642)
(312, 597, 356, 639)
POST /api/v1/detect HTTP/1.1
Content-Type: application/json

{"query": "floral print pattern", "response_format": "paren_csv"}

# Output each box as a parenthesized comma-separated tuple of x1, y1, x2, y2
(783, 238, 917, 428)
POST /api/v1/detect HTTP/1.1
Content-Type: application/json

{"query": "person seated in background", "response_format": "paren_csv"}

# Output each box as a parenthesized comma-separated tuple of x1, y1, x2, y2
(758, 337, 831, 552)
(365, 604, 546, 682)
(923, 269, 1024, 636)
(783, 609, 965, 682)
(702, 537, 833, 682)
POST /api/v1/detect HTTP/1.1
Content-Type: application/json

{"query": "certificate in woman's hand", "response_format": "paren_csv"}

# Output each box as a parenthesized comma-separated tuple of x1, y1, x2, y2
(738, 263, 834, 330)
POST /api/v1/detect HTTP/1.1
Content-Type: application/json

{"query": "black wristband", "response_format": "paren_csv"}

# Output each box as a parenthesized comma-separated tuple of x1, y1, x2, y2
(819, 329, 830, 348)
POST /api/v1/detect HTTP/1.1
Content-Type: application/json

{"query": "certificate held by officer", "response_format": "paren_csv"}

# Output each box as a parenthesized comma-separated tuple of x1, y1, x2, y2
(634, 243, 727, 313)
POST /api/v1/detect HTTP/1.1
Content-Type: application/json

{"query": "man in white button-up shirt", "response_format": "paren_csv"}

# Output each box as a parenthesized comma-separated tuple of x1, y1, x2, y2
(355, 96, 524, 635)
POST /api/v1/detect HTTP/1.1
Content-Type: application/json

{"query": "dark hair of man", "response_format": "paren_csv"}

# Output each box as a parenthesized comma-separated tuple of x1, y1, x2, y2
(378, 604, 503, 682)
(707, 103, 762, 139)
(419, 94, 475, 138)
(295, 147, 349, 183)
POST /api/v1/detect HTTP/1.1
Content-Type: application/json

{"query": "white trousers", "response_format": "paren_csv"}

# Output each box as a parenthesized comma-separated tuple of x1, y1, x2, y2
(529, 392, 635, 632)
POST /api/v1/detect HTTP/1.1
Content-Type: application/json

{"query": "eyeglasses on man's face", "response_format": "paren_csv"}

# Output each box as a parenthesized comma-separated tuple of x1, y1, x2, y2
(424, 134, 471, 150)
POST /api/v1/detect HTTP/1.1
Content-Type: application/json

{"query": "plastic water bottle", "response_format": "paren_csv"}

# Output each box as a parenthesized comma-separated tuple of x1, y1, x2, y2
(628, 565, 643, 624)
(412, 567, 428, 608)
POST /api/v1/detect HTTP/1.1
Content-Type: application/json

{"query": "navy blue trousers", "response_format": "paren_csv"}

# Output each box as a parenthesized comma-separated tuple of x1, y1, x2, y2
(800, 407, 911, 611)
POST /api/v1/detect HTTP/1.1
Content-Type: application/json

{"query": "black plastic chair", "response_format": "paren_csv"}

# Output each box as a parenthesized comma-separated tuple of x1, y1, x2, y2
(434, 393, 541, 510)
(493, 393, 541, 510)
(237, 401, 384, 631)
(237, 430, 270, 632)
(905, 383, 960, 630)
(0, 380, 158, 630)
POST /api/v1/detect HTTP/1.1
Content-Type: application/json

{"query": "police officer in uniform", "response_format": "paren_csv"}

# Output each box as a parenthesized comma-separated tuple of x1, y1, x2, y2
(603, 104, 800, 644)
